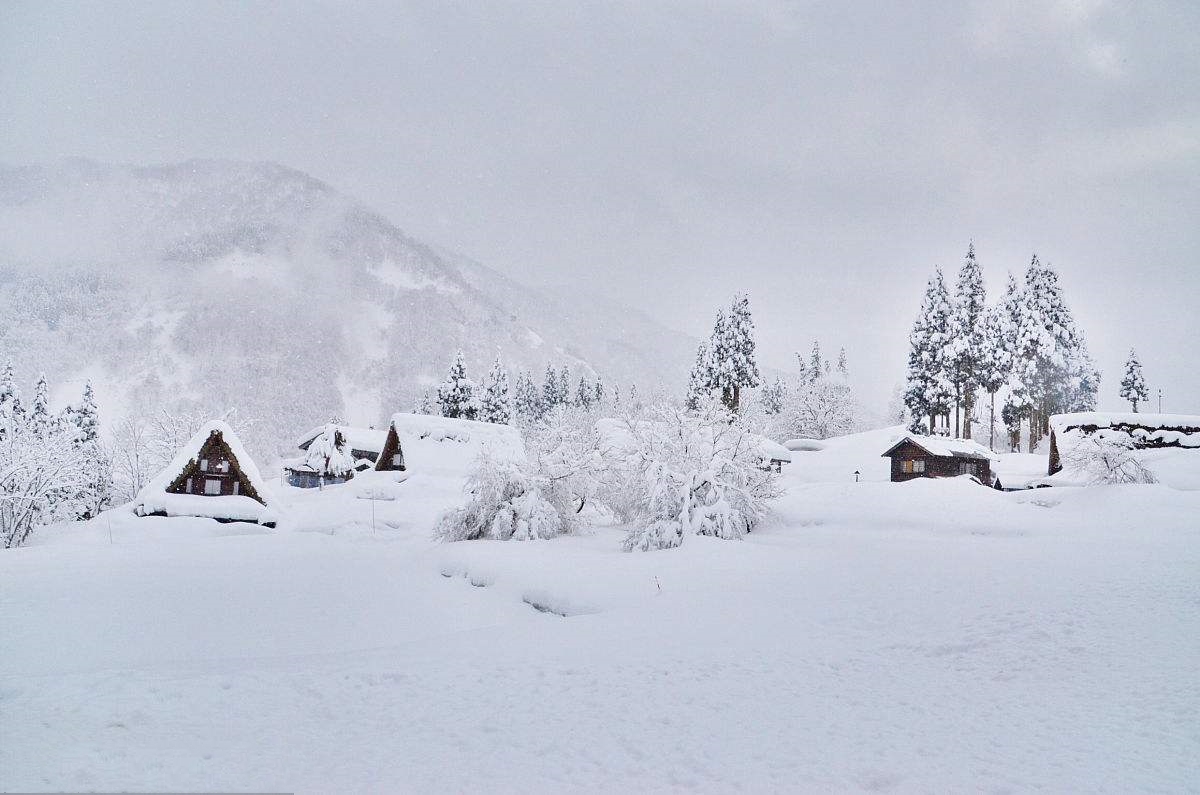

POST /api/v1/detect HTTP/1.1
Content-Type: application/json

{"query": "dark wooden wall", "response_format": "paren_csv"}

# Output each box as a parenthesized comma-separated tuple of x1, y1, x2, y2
(887, 441, 991, 484)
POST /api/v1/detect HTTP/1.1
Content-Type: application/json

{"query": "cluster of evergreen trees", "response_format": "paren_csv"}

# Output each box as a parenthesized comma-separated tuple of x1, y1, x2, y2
(904, 245, 1099, 450)
(421, 349, 608, 426)
(0, 364, 111, 546)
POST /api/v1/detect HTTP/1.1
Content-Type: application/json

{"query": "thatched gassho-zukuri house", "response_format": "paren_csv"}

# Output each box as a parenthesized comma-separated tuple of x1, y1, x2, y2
(296, 424, 387, 467)
(1047, 412, 1200, 475)
(374, 413, 526, 475)
(133, 420, 279, 526)
(285, 424, 377, 487)
(881, 435, 994, 484)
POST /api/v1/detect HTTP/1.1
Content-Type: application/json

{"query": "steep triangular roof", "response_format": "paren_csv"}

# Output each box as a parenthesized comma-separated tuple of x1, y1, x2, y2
(134, 420, 280, 522)
(881, 434, 994, 461)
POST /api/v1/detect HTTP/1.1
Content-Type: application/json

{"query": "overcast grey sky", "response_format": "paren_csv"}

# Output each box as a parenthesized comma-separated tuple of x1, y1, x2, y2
(2, 0, 1197, 410)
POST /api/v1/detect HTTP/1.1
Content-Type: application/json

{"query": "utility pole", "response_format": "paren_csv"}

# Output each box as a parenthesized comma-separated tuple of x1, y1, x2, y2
(1158, 388, 1163, 413)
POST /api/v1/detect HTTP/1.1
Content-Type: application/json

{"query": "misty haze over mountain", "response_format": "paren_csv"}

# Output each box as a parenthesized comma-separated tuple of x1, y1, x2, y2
(0, 158, 694, 453)
(2, 1, 1197, 415)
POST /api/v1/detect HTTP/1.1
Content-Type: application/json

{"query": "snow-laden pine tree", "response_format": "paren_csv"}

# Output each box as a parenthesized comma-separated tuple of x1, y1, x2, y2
(414, 390, 435, 415)
(808, 340, 824, 381)
(436, 349, 477, 420)
(979, 303, 1013, 450)
(56, 380, 112, 518)
(700, 295, 761, 412)
(1014, 256, 1092, 451)
(685, 340, 713, 411)
(575, 375, 593, 409)
(0, 363, 23, 435)
(903, 270, 954, 435)
(542, 364, 559, 412)
(513, 369, 543, 424)
(998, 272, 1029, 451)
(592, 376, 605, 407)
(946, 243, 987, 439)
(29, 374, 52, 439)
(478, 352, 512, 425)
(722, 293, 762, 411)
(558, 366, 572, 407)
(1119, 349, 1149, 412)
(68, 381, 101, 443)
(837, 347, 848, 377)
(760, 376, 787, 415)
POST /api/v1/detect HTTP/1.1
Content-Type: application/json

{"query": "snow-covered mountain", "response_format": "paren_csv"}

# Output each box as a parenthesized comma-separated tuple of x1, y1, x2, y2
(0, 159, 694, 454)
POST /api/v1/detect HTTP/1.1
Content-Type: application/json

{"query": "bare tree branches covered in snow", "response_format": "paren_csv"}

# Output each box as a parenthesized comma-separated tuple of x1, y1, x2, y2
(605, 400, 780, 552)
(0, 370, 112, 546)
(1059, 431, 1157, 485)
(433, 452, 573, 542)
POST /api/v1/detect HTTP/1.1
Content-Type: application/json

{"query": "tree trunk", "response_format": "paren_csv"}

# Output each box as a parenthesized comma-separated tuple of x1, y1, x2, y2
(988, 391, 996, 451)
(953, 383, 961, 438)
(963, 390, 974, 440)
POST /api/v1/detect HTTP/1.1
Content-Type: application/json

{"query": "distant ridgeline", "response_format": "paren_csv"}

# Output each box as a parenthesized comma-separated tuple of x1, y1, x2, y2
(1047, 412, 1200, 475)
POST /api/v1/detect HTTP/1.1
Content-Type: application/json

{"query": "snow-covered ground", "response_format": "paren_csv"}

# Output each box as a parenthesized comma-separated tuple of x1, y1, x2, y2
(3, 427, 1198, 793)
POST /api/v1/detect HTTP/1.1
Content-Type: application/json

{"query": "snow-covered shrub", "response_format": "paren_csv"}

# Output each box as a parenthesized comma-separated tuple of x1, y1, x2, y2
(434, 452, 573, 542)
(0, 419, 93, 547)
(600, 400, 780, 552)
(1060, 430, 1157, 485)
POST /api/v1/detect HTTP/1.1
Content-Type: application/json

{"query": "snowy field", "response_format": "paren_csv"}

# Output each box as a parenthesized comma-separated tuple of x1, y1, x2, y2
(2, 428, 1198, 793)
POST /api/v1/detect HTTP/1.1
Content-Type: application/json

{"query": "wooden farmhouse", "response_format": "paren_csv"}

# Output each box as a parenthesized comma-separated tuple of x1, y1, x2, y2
(374, 412, 526, 475)
(296, 424, 387, 467)
(133, 420, 279, 526)
(1047, 412, 1200, 475)
(374, 422, 408, 472)
(287, 424, 387, 487)
(881, 435, 994, 484)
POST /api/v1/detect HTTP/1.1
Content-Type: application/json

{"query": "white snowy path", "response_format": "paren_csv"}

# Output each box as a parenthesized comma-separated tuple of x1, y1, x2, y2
(2, 473, 1198, 791)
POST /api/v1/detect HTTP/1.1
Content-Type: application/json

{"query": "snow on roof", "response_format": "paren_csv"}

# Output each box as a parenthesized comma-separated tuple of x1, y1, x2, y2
(296, 424, 388, 454)
(134, 419, 280, 523)
(755, 437, 793, 463)
(784, 438, 827, 452)
(882, 434, 996, 460)
(388, 412, 526, 468)
(1049, 412, 1200, 434)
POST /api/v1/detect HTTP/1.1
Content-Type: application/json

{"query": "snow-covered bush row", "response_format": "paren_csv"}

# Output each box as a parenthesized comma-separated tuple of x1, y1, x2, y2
(439, 397, 781, 551)
(435, 407, 603, 542)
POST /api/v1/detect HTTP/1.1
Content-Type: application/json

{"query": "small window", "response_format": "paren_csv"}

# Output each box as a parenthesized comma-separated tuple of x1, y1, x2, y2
(232, 480, 239, 495)
(959, 462, 976, 475)
(204, 479, 222, 495)
(200, 459, 208, 472)
(914, 459, 925, 473)
(186, 477, 193, 493)
(903, 459, 925, 473)
(392, 453, 404, 466)
(218, 460, 229, 473)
